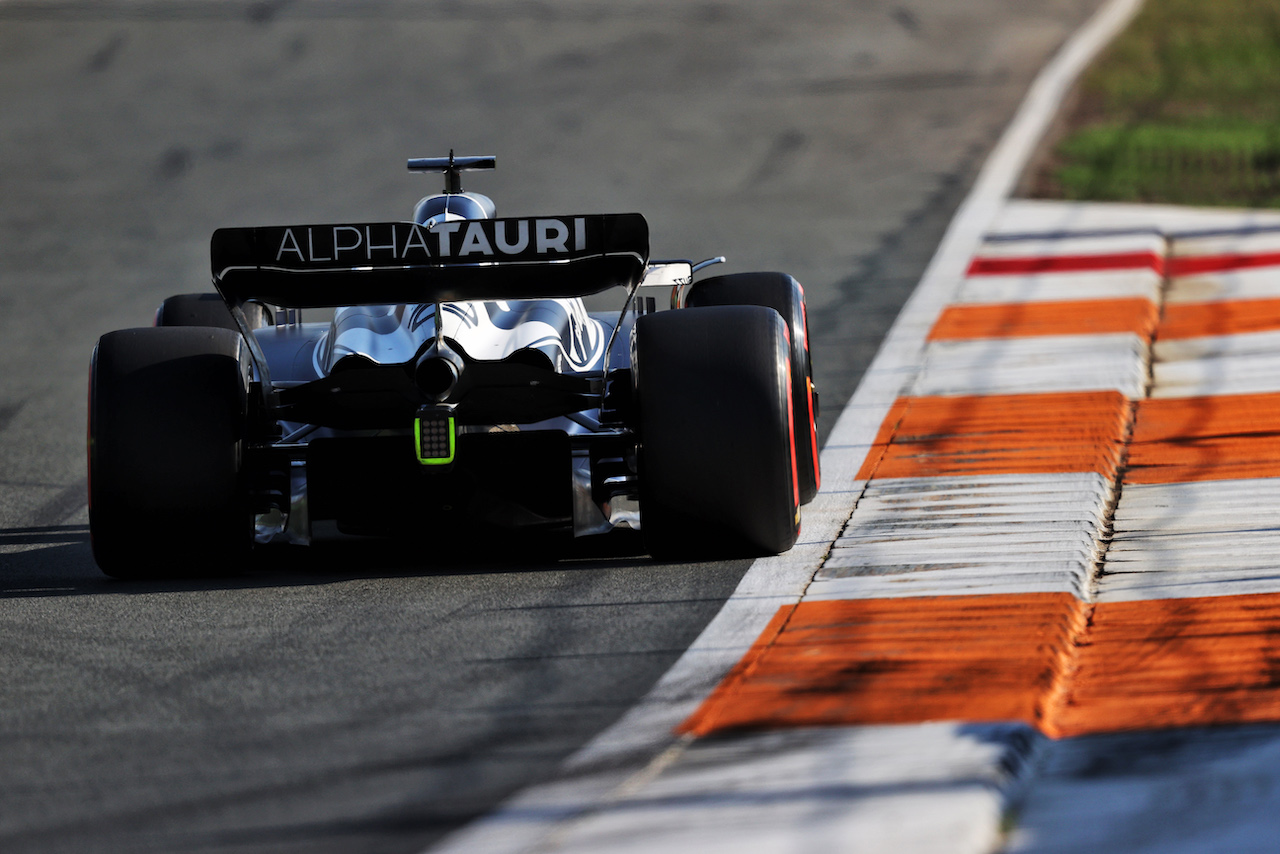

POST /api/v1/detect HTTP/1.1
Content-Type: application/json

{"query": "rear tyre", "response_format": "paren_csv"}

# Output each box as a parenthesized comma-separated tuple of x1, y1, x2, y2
(88, 327, 253, 578)
(635, 305, 800, 558)
(684, 272, 820, 504)
(155, 293, 272, 331)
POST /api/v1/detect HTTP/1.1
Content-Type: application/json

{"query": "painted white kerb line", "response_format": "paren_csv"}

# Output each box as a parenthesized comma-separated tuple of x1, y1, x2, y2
(425, 1, 1147, 851)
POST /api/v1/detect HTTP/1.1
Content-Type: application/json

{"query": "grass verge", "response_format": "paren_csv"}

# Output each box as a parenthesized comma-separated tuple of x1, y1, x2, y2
(1030, 0, 1280, 207)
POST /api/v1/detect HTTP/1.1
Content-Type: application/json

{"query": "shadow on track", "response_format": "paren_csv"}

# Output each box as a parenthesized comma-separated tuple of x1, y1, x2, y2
(0, 524, 661, 600)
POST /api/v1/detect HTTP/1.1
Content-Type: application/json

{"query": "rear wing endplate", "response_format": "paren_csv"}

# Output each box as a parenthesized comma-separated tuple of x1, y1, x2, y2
(211, 213, 648, 309)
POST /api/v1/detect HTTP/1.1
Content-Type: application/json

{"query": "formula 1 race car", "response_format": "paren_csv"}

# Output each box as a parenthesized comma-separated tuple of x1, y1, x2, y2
(87, 154, 820, 578)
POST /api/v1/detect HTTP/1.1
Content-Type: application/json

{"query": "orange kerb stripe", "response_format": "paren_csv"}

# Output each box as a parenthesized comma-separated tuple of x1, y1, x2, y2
(1126, 393, 1280, 484)
(1159, 298, 1280, 340)
(1052, 593, 1280, 737)
(856, 391, 1131, 481)
(677, 594, 1083, 737)
(928, 298, 1158, 341)
(679, 592, 1280, 739)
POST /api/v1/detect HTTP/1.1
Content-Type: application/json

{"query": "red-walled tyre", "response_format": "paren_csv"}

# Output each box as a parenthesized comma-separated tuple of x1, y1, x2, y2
(89, 326, 253, 578)
(683, 272, 820, 504)
(635, 305, 800, 558)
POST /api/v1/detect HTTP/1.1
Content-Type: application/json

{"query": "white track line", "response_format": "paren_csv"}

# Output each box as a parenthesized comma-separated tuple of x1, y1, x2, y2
(426, 1, 1146, 851)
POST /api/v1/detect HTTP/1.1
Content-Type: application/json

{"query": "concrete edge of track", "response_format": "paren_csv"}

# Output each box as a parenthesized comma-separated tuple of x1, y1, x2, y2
(426, 1, 1147, 852)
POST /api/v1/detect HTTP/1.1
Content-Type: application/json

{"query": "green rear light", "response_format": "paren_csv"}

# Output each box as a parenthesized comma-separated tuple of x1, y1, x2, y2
(415, 412, 456, 465)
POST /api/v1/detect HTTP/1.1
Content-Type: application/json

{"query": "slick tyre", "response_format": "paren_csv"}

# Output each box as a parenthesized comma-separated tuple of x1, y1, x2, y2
(684, 272, 820, 504)
(635, 305, 800, 558)
(88, 326, 253, 578)
(155, 293, 272, 331)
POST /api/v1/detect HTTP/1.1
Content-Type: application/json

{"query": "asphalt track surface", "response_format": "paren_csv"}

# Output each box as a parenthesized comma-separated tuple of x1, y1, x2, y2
(0, 2, 1106, 852)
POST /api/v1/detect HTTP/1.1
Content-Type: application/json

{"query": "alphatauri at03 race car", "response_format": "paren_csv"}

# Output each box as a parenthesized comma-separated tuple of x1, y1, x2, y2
(88, 155, 820, 578)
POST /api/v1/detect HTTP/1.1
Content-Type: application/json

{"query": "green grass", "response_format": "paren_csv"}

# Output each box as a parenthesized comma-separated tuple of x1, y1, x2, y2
(1044, 0, 1280, 207)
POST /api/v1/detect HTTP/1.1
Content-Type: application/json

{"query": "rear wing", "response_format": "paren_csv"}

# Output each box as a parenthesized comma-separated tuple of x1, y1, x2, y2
(211, 213, 648, 308)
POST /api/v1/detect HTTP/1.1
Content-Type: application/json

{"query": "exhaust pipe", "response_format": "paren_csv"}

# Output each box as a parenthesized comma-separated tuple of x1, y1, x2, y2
(414, 348, 464, 401)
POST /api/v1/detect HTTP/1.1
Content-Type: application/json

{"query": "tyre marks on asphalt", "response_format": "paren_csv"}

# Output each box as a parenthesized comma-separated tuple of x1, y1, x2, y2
(0, 400, 25, 434)
(0, 398, 87, 530)
(21, 480, 88, 529)
(0, 396, 86, 530)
